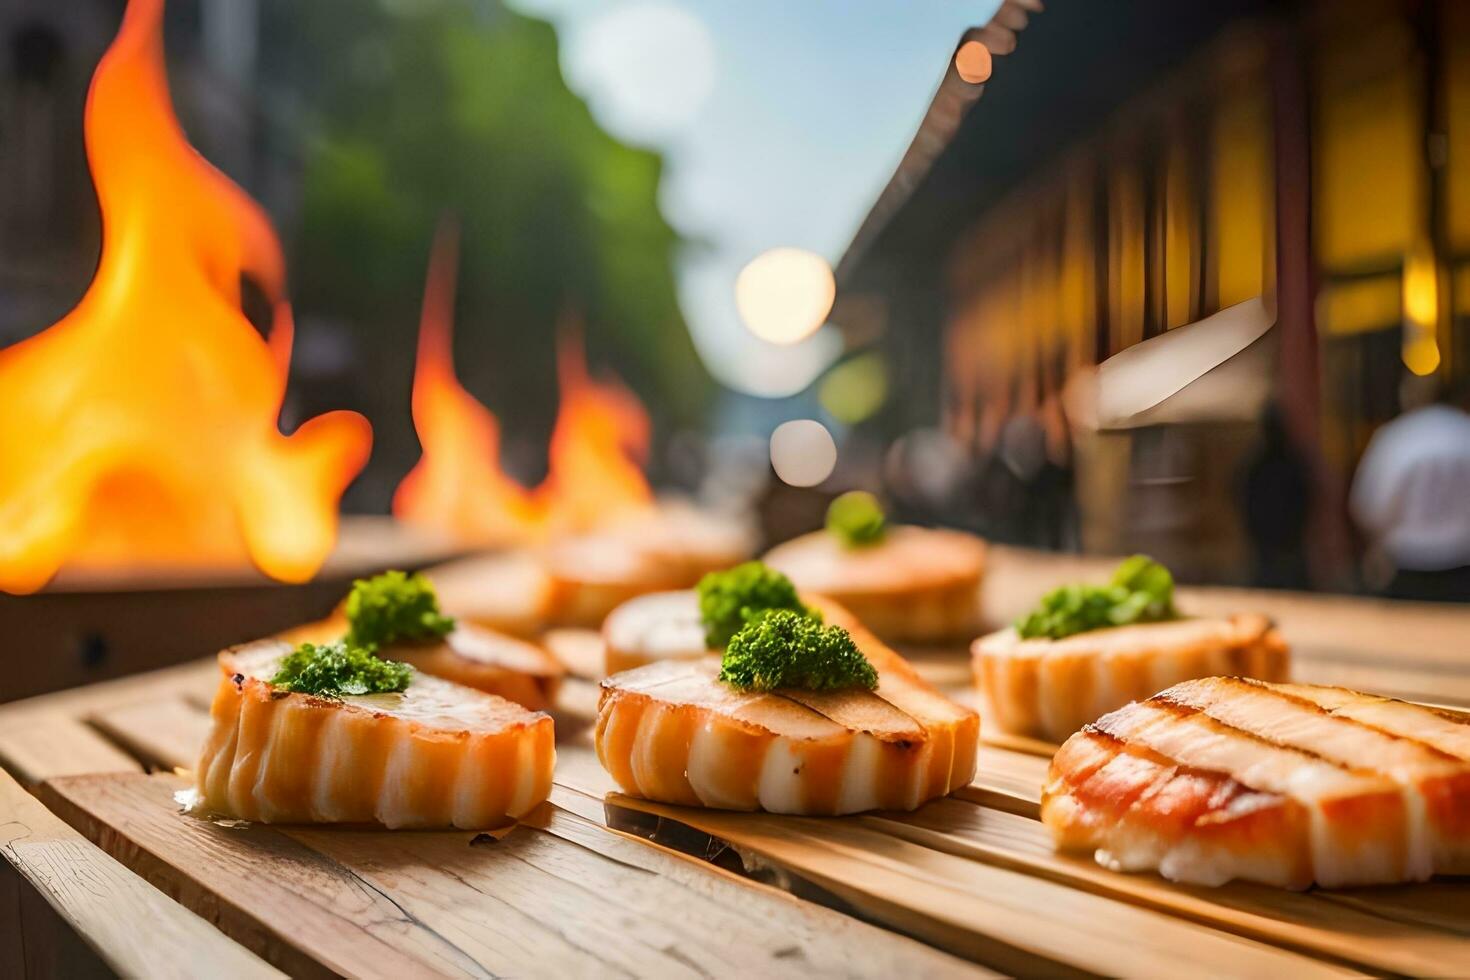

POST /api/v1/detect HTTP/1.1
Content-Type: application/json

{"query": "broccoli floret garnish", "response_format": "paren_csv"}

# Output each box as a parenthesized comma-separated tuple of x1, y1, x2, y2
(697, 561, 815, 649)
(344, 570, 455, 649)
(270, 641, 413, 697)
(1015, 555, 1178, 640)
(825, 490, 886, 547)
(718, 609, 877, 692)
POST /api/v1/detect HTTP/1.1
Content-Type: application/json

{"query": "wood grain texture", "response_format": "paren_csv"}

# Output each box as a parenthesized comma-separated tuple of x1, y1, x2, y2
(89, 697, 210, 772)
(0, 769, 278, 979)
(0, 713, 141, 786)
(871, 799, 1470, 977)
(44, 771, 980, 979)
(601, 794, 1361, 978)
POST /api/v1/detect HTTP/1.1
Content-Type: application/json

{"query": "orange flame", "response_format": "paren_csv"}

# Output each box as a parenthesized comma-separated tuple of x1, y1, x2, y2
(0, 0, 372, 593)
(393, 226, 652, 544)
(392, 220, 544, 542)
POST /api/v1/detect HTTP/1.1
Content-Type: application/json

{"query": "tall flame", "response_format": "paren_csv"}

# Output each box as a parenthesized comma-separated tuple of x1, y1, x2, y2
(393, 224, 652, 544)
(392, 219, 544, 542)
(0, 0, 372, 593)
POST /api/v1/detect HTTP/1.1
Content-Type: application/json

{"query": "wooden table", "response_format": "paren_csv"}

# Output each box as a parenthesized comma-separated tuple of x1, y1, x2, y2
(3, 547, 1469, 977)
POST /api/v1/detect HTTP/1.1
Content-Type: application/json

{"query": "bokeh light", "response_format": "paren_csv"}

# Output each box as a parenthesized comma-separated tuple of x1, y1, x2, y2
(819, 352, 888, 423)
(769, 419, 837, 487)
(735, 247, 836, 345)
(954, 40, 992, 84)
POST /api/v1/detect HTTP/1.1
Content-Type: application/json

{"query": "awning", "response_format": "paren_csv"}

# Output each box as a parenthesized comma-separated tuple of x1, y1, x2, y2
(1064, 296, 1276, 431)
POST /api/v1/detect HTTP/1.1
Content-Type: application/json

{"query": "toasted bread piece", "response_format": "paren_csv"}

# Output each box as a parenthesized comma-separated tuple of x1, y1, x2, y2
(196, 641, 554, 829)
(595, 609, 978, 814)
(1042, 677, 1470, 888)
(763, 526, 984, 645)
(973, 615, 1289, 743)
(544, 504, 752, 627)
(602, 589, 713, 676)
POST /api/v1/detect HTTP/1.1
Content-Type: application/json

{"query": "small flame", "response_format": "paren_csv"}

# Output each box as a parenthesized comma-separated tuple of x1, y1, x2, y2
(393, 228, 652, 544)
(392, 220, 544, 543)
(0, 0, 372, 593)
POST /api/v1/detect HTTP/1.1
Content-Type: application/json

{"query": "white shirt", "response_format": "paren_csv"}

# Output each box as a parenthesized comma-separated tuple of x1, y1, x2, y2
(1350, 404, 1470, 571)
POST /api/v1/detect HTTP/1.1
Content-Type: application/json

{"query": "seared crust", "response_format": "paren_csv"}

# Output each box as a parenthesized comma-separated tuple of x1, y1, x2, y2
(1042, 678, 1470, 888)
(973, 615, 1290, 743)
(195, 641, 555, 829)
(594, 607, 979, 815)
(763, 526, 985, 644)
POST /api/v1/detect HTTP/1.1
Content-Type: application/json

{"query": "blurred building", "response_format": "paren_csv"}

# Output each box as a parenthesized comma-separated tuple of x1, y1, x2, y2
(0, 0, 276, 345)
(836, 0, 1470, 587)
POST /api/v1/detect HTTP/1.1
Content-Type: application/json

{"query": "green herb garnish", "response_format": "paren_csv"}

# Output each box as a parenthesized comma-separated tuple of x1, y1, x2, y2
(1015, 555, 1179, 641)
(826, 490, 886, 547)
(344, 570, 455, 649)
(697, 561, 816, 648)
(718, 609, 877, 692)
(269, 641, 414, 697)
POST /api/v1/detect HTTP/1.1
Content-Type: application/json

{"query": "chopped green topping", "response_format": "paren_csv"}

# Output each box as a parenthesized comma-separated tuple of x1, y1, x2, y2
(1015, 555, 1179, 641)
(826, 490, 886, 547)
(697, 561, 816, 649)
(719, 610, 877, 692)
(344, 570, 455, 649)
(270, 641, 413, 697)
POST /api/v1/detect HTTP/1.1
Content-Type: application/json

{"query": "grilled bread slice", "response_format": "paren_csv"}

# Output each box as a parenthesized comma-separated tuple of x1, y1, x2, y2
(595, 609, 978, 814)
(763, 526, 984, 645)
(545, 504, 752, 627)
(1042, 677, 1470, 888)
(602, 589, 713, 676)
(196, 640, 554, 829)
(974, 615, 1289, 743)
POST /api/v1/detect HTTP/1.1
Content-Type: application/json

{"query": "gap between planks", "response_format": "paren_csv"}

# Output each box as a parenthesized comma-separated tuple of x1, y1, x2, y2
(29, 665, 1470, 978)
(0, 768, 279, 979)
(41, 771, 982, 980)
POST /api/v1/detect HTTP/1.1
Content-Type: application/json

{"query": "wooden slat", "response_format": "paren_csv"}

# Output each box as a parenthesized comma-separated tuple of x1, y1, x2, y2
(956, 746, 1047, 817)
(600, 794, 1361, 978)
(1291, 656, 1470, 707)
(89, 697, 210, 772)
(871, 798, 1470, 977)
(0, 769, 278, 978)
(41, 774, 495, 978)
(44, 771, 980, 980)
(0, 713, 141, 785)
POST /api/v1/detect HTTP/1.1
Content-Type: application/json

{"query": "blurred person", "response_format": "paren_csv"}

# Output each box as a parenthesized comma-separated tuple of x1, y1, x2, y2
(1240, 404, 1311, 590)
(1349, 375, 1470, 602)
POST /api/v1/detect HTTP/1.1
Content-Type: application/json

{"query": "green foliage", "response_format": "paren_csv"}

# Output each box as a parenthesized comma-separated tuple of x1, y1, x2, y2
(281, 0, 704, 441)
(826, 491, 886, 547)
(270, 641, 414, 697)
(344, 570, 455, 649)
(697, 561, 815, 649)
(1015, 555, 1179, 641)
(718, 610, 877, 693)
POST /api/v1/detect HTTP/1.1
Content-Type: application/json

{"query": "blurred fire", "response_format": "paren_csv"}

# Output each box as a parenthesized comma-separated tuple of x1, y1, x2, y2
(394, 221, 652, 545)
(0, 0, 372, 594)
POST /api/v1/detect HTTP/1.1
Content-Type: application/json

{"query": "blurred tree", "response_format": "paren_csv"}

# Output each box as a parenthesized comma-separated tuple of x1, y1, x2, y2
(262, 0, 703, 501)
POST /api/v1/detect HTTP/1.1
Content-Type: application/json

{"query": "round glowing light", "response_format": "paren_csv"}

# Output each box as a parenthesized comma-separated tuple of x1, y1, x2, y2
(769, 419, 836, 487)
(735, 247, 836, 346)
(1403, 335, 1441, 376)
(819, 352, 888, 424)
(954, 40, 992, 84)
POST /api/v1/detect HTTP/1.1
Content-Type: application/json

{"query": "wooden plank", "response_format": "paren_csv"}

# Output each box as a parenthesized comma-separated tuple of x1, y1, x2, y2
(601, 795, 1361, 977)
(955, 746, 1047, 817)
(44, 771, 980, 980)
(0, 769, 278, 979)
(41, 773, 496, 978)
(0, 713, 141, 786)
(870, 798, 1470, 977)
(89, 697, 210, 772)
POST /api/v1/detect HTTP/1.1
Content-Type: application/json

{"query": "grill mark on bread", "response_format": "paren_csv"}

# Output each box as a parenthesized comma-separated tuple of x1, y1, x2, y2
(1102, 692, 1361, 772)
(1227, 677, 1466, 763)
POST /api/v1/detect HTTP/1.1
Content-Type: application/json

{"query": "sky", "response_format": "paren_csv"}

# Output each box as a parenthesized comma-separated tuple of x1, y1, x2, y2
(507, 0, 1002, 397)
